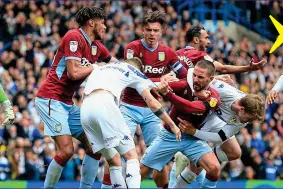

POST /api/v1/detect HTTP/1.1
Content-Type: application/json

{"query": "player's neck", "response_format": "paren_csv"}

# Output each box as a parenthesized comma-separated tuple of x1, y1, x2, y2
(81, 26, 95, 41)
(231, 100, 242, 113)
(143, 39, 158, 49)
(188, 43, 198, 50)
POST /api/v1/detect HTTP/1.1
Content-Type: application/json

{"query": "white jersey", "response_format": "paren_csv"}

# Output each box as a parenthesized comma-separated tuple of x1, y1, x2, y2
(84, 62, 155, 103)
(209, 79, 246, 128)
(187, 70, 249, 143)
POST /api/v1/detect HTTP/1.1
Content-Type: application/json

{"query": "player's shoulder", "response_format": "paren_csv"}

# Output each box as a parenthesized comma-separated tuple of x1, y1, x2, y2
(210, 79, 232, 91)
(63, 29, 83, 39)
(158, 43, 174, 52)
(126, 40, 141, 47)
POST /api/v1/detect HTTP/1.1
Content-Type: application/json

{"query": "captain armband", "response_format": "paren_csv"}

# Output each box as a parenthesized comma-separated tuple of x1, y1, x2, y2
(218, 129, 228, 142)
(154, 107, 165, 117)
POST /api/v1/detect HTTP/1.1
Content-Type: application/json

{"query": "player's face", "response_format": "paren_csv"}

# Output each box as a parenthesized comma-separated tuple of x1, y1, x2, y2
(237, 110, 257, 123)
(199, 30, 211, 52)
(93, 19, 106, 40)
(142, 22, 163, 48)
(192, 66, 211, 91)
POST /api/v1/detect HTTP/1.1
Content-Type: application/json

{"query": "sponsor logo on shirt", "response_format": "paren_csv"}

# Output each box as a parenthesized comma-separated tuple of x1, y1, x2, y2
(144, 65, 165, 74)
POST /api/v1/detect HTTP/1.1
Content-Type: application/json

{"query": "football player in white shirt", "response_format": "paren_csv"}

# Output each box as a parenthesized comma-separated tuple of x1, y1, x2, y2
(80, 57, 181, 188)
(266, 74, 283, 104)
(171, 78, 265, 188)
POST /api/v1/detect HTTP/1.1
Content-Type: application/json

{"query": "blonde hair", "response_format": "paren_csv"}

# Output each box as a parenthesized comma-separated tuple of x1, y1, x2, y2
(240, 94, 265, 122)
(124, 57, 143, 72)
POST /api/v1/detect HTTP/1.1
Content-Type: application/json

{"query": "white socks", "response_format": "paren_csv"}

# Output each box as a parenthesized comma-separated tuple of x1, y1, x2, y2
(44, 159, 64, 188)
(125, 159, 141, 188)
(213, 146, 229, 162)
(79, 154, 99, 188)
(109, 166, 127, 188)
(173, 167, 197, 188)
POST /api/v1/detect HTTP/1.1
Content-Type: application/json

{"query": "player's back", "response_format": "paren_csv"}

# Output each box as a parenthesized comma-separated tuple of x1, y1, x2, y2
(122, 39, 180, 107)
(84, 62, 153, 103)
(176, 46, 213, 69)
(37, 28, 109, 105)
(209, 79, 246, 126)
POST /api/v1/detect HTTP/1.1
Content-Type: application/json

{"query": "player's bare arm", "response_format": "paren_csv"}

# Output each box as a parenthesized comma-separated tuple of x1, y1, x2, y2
(214, 59, 267, 74)
(267, 75, 283, 104)
(66, 59, 95, 80)
(141, 88, 181, 141)
(109, 56, 118, 62)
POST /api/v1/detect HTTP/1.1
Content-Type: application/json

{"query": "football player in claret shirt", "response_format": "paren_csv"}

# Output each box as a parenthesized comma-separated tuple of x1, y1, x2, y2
(177, 25, 267, 77)
(140, 60, 222, 188)
(171, 75, 265, 188)
(102, 10, 187, 188)
(35, 6, 117, 189)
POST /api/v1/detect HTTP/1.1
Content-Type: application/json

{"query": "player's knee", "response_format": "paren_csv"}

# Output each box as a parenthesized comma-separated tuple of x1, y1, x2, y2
(227, 147, 242, 160)
(205, 162, 220, 180)
(123, 148, 138, 160)
(140, 164, 152, 180)
(232, 147, 242, 160)
(86, 149, 101, 160)
(60, 145, 74, 160)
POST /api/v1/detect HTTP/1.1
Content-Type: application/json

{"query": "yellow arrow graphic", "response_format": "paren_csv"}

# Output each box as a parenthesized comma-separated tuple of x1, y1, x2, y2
(269, 15, 283, 53)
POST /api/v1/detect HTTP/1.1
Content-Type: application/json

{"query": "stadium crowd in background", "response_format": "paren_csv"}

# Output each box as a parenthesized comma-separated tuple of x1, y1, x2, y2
(0, 0, 283, 182)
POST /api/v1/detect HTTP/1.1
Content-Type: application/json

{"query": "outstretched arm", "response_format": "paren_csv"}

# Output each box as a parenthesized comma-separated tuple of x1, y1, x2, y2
(214, 59, 267, 74)
(141, 88, 181, 141)
(267, 75, 283, 104)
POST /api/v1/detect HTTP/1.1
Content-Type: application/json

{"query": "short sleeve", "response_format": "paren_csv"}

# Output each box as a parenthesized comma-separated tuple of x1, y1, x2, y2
(124, 43, 138, 60)
(63, 32, 84, 61)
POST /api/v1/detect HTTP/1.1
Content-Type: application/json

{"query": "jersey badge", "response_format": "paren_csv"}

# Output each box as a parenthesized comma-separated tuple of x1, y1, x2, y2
(228, 116, 237, 124)
(139, 52, 143, 58)
(209, 97, 218, 108)
(70, 41, 78, 52)
(158, 52, 165, 61)
(55, 124, 62, 132)
(218, 84, 224, 88)
(126, 49, 134, 59)
(92, 45, 97, 56)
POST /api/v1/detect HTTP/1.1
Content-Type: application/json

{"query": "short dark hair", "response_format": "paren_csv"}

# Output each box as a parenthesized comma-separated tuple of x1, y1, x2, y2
(75, 6, 107, 27)
(141, 10, 166, 29)
(195, 60, 215, 76)
(186, 25, 205, 43)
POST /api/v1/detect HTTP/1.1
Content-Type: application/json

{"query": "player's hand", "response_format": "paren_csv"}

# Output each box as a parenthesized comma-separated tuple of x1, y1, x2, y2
(194, 90, 211, 100)
(171, 125, 181, 142)
(157, 80, 172, 95)
(2, 102, 15, 126)
(161, 71, 179, 83)
(150, 87, 162, 100)
(177, 117, 196, 135)
(249, 58, 267, 71)
(266, 90, 278, 104)
(215, 75, 234, 86)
